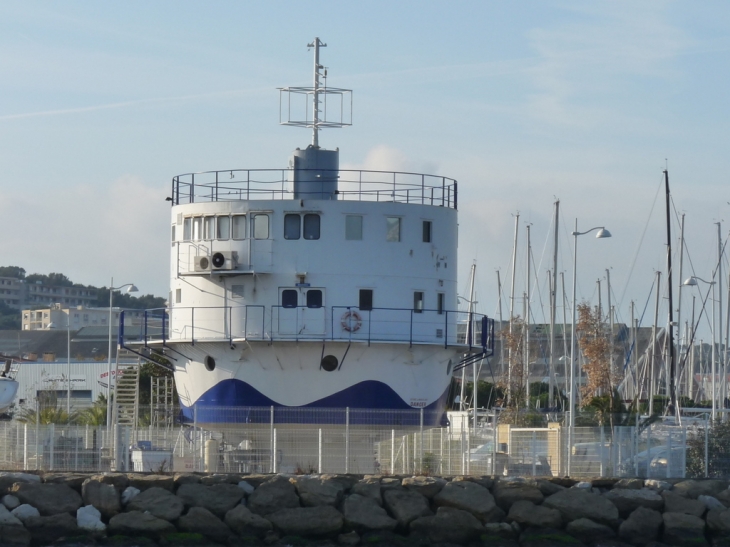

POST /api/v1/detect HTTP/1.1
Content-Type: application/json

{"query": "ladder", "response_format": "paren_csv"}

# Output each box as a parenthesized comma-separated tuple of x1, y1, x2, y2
(151, 376, 175, 429)
(113, 360, 140, 441)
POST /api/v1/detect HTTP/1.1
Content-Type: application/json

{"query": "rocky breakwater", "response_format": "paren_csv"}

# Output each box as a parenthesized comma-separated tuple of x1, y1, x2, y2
(0, 473, 729, 546)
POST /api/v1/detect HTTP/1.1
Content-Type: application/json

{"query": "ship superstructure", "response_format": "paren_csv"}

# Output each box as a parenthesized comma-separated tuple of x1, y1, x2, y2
(124, 39, 491, 425)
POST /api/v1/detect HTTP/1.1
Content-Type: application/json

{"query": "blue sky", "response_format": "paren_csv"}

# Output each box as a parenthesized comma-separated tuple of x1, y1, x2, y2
(1, 1, 729, 338)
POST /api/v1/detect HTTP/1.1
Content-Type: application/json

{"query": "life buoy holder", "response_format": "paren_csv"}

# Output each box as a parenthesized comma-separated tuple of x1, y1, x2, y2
(341, 310, 362, 332)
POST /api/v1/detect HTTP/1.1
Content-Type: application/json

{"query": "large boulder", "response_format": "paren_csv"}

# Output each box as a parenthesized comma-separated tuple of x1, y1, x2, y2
(507, 500, 562, 529)
(267, 505, 344, 537)
(224, 505, 273, 538)
(77, 505, 105, 534)
(24, 513, 78, 545)
(178, 506, 235, 544)
(10, 505, 39, 523)
(0, 473, 40, 495)
(662, 512, 707, 547)
(1, 495, 19, 510)
(700, 494, 726, 511)
(89, 473, 129, 490)
(542, 488, 619, 526)
(0, 505, 22, 527)
(493, 482, 544, 512)
(673, 479, 727, 499)
(342, 494, 397, 533)
(433, 479, 504, 523)
(351, 477, 382, 505)
(0, 524, 30, 546)
(614, 478, 644, 490)
(662, 490, 706, 517)
(108, 510, 176, 539)
(402, 476, 446, 499)
(81, 478, 121, 518)
(382, 488, 432, 529)
(706, 508, 730, 534)
(10, 482, 82, 516)
(42, 473, 87, 491)
(603, 488, 664, 517)
(247, 476, 300, 516)
(126, 473, 174, 491)
(176, 483, 244, 517)
(173, 473, 201, 487)
(619, 507, 662, 546)
(410, 507, 484, 544)
(125, 486, 184, 521)
(566, 518, 616, 544)
(290, 475, 345, 507)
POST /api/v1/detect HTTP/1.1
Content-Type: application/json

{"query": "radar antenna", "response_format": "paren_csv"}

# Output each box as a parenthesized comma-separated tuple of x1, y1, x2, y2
(278, 37, 352, 148)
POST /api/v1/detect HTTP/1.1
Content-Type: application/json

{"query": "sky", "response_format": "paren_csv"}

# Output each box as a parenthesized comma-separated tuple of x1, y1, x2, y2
(1, 1, 730, 341)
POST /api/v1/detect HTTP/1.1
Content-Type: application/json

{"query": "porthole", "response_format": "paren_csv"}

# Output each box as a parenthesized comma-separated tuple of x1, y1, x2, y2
(204, 355, 216, 371)
(446, 359, 452, 375)
(321, 355, 338, 372)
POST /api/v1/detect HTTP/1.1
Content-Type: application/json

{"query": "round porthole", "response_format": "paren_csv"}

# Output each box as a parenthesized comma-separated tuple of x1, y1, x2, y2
(446, 359, 453, 375)
(321, 355, 338, 372)
(204, 355, 216, 371)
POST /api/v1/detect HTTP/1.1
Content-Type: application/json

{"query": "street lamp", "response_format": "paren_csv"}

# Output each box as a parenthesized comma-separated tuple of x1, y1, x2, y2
(107, 279, 138, 428)
(684, 276, 717, 419)
(568, 221, 611, 476)
(48, 314, 72, 418)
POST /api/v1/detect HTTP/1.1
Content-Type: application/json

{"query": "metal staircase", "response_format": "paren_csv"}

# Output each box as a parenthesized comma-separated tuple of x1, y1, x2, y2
(113, 360, 140, 436)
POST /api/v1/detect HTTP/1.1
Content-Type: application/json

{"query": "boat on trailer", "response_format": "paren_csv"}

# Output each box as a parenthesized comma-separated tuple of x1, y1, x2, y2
(122, 38, 492, 428)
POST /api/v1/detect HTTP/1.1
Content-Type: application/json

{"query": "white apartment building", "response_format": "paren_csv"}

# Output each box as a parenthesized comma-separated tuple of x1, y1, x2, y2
(21, 303, 145, 331)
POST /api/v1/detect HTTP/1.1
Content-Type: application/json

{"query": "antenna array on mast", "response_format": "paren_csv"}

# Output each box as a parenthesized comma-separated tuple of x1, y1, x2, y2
(278, 37, 353, 147)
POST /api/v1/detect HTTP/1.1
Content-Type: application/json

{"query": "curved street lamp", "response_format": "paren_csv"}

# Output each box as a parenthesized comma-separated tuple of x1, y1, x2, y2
(107, 279, 138, 428)
(684, 275, 718, 419)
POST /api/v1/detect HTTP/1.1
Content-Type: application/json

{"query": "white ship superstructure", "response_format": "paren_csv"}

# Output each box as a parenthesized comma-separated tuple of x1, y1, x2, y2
(123, 39, 491, 425)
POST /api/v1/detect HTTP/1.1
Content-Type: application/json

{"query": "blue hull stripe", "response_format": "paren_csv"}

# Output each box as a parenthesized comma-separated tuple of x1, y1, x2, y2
(180, 379, 450, 426)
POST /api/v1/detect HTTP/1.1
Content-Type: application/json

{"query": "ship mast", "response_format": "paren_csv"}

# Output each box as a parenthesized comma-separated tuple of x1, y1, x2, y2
(309, 37, 326, 148)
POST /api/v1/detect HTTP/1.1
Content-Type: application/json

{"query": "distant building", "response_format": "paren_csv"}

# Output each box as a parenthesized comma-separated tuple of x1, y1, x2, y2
(21, 303, 144, 331)
(0, 276, 97, 310)
(0, 277, 24, 308)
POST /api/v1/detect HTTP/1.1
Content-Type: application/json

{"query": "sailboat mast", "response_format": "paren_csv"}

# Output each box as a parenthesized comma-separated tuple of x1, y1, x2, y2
(664, 169, 677, 414)
(507, 214, 519, 404)
(549, 200, 560, 408)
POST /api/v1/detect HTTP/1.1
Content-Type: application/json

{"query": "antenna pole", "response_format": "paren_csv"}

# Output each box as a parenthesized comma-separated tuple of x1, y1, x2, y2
(308, 37, 327, 147)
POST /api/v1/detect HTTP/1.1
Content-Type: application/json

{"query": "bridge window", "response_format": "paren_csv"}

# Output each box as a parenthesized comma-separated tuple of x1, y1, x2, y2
(386, 217, 400, 242)
(171, 225, 176, 246)
(359, 289, 373, 311)
(437, 292, 444, 315)
(413, 292, 424, 314)
(423, 221, 432, 243)
(217, 216, 230, 240)
(183, 218, 192, 241)
(281, 289, 297, 308)
(232, 215, 246, 240)
(284, 214, 300, 240)
(304, 214, 320, 240)
(346, 215, 363, 240)
(306, 290, 322, 308)
(204, 217, 216, 240)
(192, 217, 202, 241)
(253, 214, 269, 239)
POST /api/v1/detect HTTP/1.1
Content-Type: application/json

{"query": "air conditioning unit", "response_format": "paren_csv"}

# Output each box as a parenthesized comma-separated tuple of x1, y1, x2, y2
(194, 256, 212, 272)
(194, 251, 237, 273)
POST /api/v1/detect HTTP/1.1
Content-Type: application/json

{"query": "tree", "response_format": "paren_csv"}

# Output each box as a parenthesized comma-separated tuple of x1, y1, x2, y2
(16, 406, 78, 425)
(0, 266, 25, 279)
(687, 418, 730, 478)
(77, 394, 108, 426)
(25, 272, 73, 287)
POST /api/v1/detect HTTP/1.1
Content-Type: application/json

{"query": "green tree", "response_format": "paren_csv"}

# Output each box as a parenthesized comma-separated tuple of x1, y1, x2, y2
(0, 266, 25, 279)
(77, 394, 108, 426)
(16, 406, 78, 425)
(687, 418, 730, 478)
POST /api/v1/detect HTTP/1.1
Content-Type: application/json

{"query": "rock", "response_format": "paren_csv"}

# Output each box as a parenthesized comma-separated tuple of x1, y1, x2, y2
(0, 506, 21, 527)
(342, 493, 397, 533)
(200, 473, 239, 486)
(352, 477, 382, 505)
(238, 480, 255, 495)
(717, 489, 730, 508)
(41, 473, 87, 491)
(10, 504, 39, 523)
(484, 521, 518, 539)
(126, 486, 184, 520)
(338, 530, 360, 546)
(592, 478, 620, 489)
(543, 488, 619, 526)
(238, 474, 271, 488)
(662, 512, 707, 547)
(77, 505, 105, 534)
(127, 473, 174, 491)
(10, 482, 82, 516)
(410, 506, 484, 544)
(402, 476, 446, 499)
(121, 485, 140, 505)
(614, 478, 644, 490)
(706, 508, 730, 534)
(700, 494, 726, 511)
(89, 472, 129, 490)
(453, 475, 494, 490)
(267, 505, 344, 537)
(673, 479, 726, 499)
(177, 482, 245, 517)
(1, 495, 18, 510)
(108, 510, 176, 539)
(619, 507, 663, 545)
(0, 473, 40, 496)
(380, 477, 401, 490)
(536, 480, 566, 497)
(319, 474, 360, 492)
(24, 513, 78, 545)
(173, 472, 201, 487)
(566, 518, 616, 543)
(507, 500, 562, 529)
(662, 490, 706, 517)
(644, 479, 672, 492)
(178, 506, 234, 543)
(290, 475, 345, 507)
(0, 524, 30, 546)
(433, 479, 504, 523)
(247, 476, 300, 516)
(81, 478, 121, 518)
(493, 482, 544, 512)
(604, 488, 664, 517)
(573, 481, 593, 489)
(225, 504, 273, 538)
(382, 488, 432, 529)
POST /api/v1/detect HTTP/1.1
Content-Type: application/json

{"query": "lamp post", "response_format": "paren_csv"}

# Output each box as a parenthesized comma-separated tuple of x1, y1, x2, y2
(568, 220, 611, 476)
(107, 278, 138, 428)
(48, 313, 72, 418)
(684, 276, 716, 419)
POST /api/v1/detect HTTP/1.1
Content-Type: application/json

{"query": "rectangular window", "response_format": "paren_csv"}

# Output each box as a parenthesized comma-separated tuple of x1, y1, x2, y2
(303, 214, 320, 240)
(359, 289, 373, 311)
(437, 293, 444, 315)
(232, 215, 246, 239)
(192, 217, 202, 241)
(253, 214, 269, 239)
(204, 217, 216, 240)
(175, 289, 182, 304)
(423, 221, 432, 243)
(171, 225, 176, 244)
(183, 218, 192, 241)
(281, 289, 298, 308)
(345, 215, 363, 240)
(413, 292, 424, 314)
(306, 289, 322, 308)
(217, 216, 230, 240)
(386, 217, 400, 242)
(284, 214, 301, 240)
(231, 285, 244, 298)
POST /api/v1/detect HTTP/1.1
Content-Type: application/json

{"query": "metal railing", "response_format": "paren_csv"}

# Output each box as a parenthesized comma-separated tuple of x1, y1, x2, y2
(171, 168, 457, 209)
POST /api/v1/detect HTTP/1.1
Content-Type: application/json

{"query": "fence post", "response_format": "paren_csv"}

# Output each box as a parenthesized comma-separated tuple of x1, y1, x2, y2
(318, 428, 322, 474)
(23, 424, 27, 471)
(532, 431, 537, 477)
(49, 424, 55, 471)
(269, 406, 274, 473)
(647, 423, 652, 478)
(35, 419, 39, 471)
(391, 430, 395, 475)
(600, 426, 605, 477)
(273, 428, 278, 474)
(439, 427, 443, 475)
(192, 404, 197, 473)
(345, 407, 350, 474)
(419, 408, 424, 472)
(705, 420, 709, 478)
(666, 431, 672, 479)
(681, 426, 687, 479)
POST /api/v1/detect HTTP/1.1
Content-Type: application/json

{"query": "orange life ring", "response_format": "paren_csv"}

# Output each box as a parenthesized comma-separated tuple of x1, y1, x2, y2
(341, 310, 362, 332)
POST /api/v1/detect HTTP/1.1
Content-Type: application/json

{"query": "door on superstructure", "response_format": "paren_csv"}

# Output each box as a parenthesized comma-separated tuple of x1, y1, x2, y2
(276, 288, 326, 337)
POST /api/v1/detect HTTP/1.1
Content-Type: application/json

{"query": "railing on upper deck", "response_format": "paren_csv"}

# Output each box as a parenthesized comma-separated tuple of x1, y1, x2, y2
(171, 169, 457, 210)
(120, 306, 492, 352)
